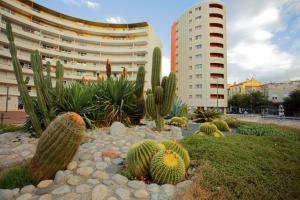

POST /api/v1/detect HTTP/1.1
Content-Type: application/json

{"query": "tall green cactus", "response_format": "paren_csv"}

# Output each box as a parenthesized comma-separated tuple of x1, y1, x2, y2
(106, 59, 112, 79)
(6, 23, 42, 135)
(28, 112, 85, 181)
(55, 60, 64, 100)
(128, 66, 146, 124)
(146, 47, 177, 131)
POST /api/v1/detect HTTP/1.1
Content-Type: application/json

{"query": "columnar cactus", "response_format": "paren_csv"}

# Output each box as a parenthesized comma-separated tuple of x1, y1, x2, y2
(125, 139, 160, 178)
(150, 150, 185, 184)
(121, 66, 127, 79)
(55, 60, 64, 100)
(6, 22, 42, 135)
(146, 47, 177, 131)
(106, 59, 112, 79)
(161, 140, 190, 168)
(28, 112, 85, 181)
(129, 66, 146, 124)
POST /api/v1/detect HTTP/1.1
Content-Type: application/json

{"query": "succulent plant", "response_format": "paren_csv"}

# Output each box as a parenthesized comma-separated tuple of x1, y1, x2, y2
(168, 117, 188, 128)
(212, 119, 231, 132)
(150, 150, 185, 184)
(199, 123, 218, 135)
(28, 112, 85, 181)
(126, 139, 160, 178)
(106, 59, 112, 79)
(161, 140, 190, 168)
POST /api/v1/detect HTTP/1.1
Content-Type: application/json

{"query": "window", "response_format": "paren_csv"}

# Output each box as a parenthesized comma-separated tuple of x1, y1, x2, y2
(189, 95, 193, 99)
(27, 86, 31, 92)
(189, 10, 192, 14)
(189, 85, 193, 89)
(189, 75, 193, 79)
(210, 84, 224, 89)
(76, 70, 85, 76)
(60, 48, 71, 54)
(195, 16, 201, 21)
(195, 35, 202, 40)
(195, 54, 202, 59)
(196, 74, 202, 79)
(195, 7, 201, 11)
(195, 25, 202, 30)
(189, 38, 192, 42)
(78, 52, 87, 56)
(189, 66, 192, 70)
(189, 19, 192, 23)
(189, 56, 192, 61)
(196, 44, 202, 49)
(196, 84, 202, 88)
(189, 28, 192, 32)
(189, 47, 192, 50)
(196, 94, 202, 99)
(195, 64, 202, 69)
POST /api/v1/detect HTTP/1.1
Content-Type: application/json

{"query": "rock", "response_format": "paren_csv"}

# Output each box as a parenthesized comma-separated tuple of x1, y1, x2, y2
(0, 189, 14, 200)
(39, 194, 53, 200)
(102, 179, 113, 186)
(37, 180, 53, 189)
(91, 184, 108, 200)
(110, 122, 127, 135)
(150, 193, 159, 200)
(87, 179, 100, 185)
(54, 171, 66, 184)
(67, 175, 81, 186)
(79, 160, 93, 167)
(112, 174, 128, 185)
(161, 184, 175, 198)
(101, 149, 120, 159)
(67, 161, 77, 170)
(76, 184, 91, 194)
(147, 184, 160, 192)
(112, 158, 123, 165)
(145, 132, 159, 140)
(92, 171, 109, 180)
(20, 185, 35, 194)
(176, 180, 192, 189)
(51, 185, 71, 195)
(79, 153, 92, 161)
(106, 197, 117, 200)
(77, 167, 93, 176)
(134, 189, 149, 199)
(11, 188, 19, 196)
(35, 187, 55, 196)
(128, 180, 146, 189)
(106, 164, 120, 174)
(16, 193, 32, 200)
(96, 162, 108, 170)
(171, 126, 183, 139)
(115, 188, 131, 200)
(56, 192, 78, 200)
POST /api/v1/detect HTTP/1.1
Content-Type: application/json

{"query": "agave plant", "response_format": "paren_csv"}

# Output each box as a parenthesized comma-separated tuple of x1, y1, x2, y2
(167, 97, 188, 119)
(193, 108, 221, 123)
(95, 78, 137, 126)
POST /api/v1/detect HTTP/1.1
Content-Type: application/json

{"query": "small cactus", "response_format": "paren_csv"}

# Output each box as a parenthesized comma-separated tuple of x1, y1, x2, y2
(199, 123, 218, 135)
(161, 140, 190, 168)
(126, 139, 160, 178)
(168, 117, 188, 128)
(150, 150, 185, 184)
(28, 112, 85, 181)
(212, 119, 231, 132)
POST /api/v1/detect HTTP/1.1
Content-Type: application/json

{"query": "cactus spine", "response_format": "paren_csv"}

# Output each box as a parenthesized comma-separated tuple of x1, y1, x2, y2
(146, 47, 176, 131)
(28, 112, 85, 181)
(5, 23, 42, 135)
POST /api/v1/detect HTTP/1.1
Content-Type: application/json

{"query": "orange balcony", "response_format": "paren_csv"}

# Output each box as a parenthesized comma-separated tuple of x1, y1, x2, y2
(210, 53, 224, 58)
(210, 33, 223, 38)
(210, 63, 224, 68)
(210, 94, 224, 99)
(209, 13, 223, 19)
(209, 3, 223, 9)
(210, 73, 224, 78)
(210, 42, 223, 48)
(210, 23, 223, 29)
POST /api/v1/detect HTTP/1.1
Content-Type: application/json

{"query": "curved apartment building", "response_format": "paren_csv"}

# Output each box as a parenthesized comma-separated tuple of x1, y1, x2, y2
(171, 1, 227, 111)
(0, 0, 161, 111)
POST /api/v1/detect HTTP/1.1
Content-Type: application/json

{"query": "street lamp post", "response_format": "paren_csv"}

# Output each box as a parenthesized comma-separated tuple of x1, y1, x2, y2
(5, 86, 9, 112)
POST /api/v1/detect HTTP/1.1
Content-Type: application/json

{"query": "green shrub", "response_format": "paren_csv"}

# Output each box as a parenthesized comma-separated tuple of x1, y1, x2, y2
(193, 108, 221, 123)
(0, 124, 23, 134)
(237, 123, 298, 140)
(0, 162, 37, 189)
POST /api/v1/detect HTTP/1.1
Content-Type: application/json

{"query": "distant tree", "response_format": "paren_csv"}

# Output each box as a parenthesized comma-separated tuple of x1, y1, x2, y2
(283, 89, 300, 116)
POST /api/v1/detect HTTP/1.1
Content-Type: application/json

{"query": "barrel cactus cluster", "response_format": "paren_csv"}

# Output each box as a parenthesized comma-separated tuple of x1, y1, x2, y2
(28, 112, 85, 181)
(168, 117, 188, 128)
(195, 122, 225, 137)
(6, 22, 64, 136)
(125, 139, 189, 184)
(146, 47, 177, 132)
(212, 119, 231, 132)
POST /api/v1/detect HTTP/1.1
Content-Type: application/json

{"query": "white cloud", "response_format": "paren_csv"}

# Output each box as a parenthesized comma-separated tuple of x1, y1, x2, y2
(62, 0, 99, 9)
(105, 17, 127, 24)
(162, 57, 171, 76)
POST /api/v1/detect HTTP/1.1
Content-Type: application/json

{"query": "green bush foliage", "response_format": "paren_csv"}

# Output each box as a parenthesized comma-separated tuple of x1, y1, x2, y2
(0, 124, 23, 134)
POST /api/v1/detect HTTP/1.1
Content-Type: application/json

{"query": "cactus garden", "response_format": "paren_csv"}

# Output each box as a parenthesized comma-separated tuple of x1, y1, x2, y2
(0, 23, 300, 200)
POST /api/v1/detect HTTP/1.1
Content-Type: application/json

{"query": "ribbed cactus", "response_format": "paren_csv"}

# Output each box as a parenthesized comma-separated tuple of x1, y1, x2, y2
(168, 117, 188, 128)
(121, 66, 127, 79)
(199, 122, 218, 135)
(146, 47, 177, 131)
(28, 112, 85, 181)
(55, 60, 64, 100)
(150, 150, 185, 184)
(106, 59, 112, 79)
(128, 66, 146, 124)
(5, 23, 42, 135)
(212, 119, 231, 132)
(126, 139, 160, 178)
(161, 140, 190, 169)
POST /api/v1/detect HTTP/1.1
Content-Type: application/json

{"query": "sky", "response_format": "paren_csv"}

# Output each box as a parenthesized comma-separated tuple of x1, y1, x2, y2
(35, 0, 300, 83)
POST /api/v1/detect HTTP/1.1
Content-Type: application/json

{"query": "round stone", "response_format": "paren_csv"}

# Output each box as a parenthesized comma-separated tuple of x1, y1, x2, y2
(106, 197, 117, 200)
(79, 153, 92, 161)
(0, 189, 14, 200)
(127, 180, 146, 189)
(16, 193, 32, 200)
(176, 180, 193, 189)
(54, 171, 66, 184)
(51, 185, 71, 195)
(134, 189, 149, 199)
(91, 184, 108, 200)
(115, 188, 130, 200)
(67, 175, 81, 186)
(161, 184, 175, 197)
(112, 174, 128, 185)
(79, 160, 93, 167)
(110, 121, 127, 135)
(96, 162, 108, 170)
(39, 194, 53, 200)
(58, 192, 79, 200)
(37, 180, 53, 189)
(101, 149, 120, 159)
(87, 179, 100, 185)
(92, 171, 109, 180)
(11, 188, 20, 196)
(111, 158, 123, 165)
(77, 167, 94, 176)
(67, 161, 77, 170)
(147, 184, 160, 192)
(20, 185, 35, 194)
(76, 184, 91, 194)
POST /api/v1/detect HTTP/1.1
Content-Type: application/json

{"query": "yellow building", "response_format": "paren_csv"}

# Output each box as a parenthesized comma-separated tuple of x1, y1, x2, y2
(228, 79, 264, 98)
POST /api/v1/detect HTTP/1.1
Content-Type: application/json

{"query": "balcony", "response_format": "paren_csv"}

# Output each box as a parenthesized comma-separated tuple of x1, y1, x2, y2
(209, 3, 223, 9)
(210, 43, 223, 48)
(210, 53, 224, 58)
(209, 23, 223, 29)
(210, 33, 223, 38)
(209, 13, 223, 19)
